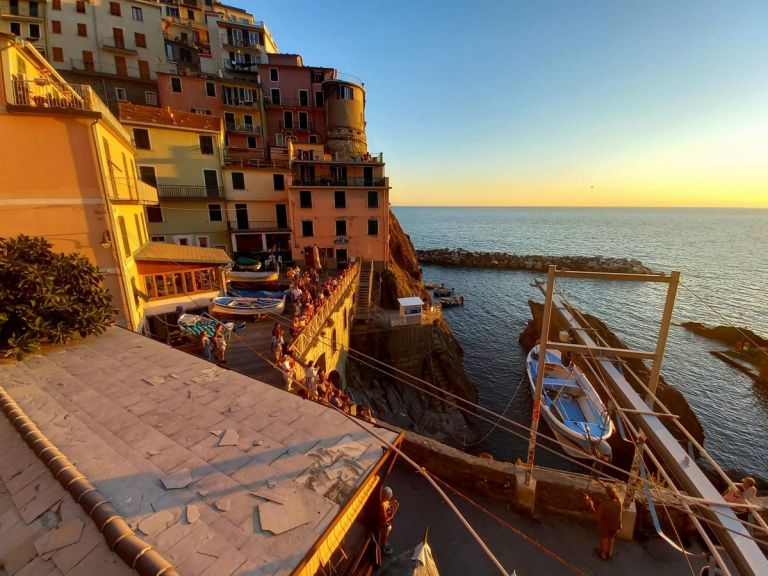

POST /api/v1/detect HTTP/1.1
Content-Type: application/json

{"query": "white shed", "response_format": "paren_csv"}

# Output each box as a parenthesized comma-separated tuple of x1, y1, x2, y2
(397, 297, 424, 325)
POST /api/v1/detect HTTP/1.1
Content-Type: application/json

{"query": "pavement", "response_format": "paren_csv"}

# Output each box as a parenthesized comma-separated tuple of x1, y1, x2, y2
(385, 461, 707, 576)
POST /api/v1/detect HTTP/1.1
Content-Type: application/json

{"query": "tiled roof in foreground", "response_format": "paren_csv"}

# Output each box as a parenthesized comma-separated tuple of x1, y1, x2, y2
(0, 327, 398, 575)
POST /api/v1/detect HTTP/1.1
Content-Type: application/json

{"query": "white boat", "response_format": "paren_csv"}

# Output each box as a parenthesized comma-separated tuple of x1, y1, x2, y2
(526, 345, 613, 460)
(226, 269, 279, 283)
(177, 314, 235, 337)
(210, 296, 285, 316)
(440, 295, 464, 307)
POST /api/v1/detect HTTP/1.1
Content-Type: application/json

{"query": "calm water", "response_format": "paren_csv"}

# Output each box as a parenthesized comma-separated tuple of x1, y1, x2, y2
(393, 207, 768, 476)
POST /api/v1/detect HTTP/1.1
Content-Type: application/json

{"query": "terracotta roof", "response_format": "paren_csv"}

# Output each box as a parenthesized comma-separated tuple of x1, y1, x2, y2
(119, 103, 221, 133)
(0, 328, 399, 575)
(134, 242, 232, 264)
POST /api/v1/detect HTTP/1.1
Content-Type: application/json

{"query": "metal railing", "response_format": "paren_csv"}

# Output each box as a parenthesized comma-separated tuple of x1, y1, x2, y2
(10, 78, 86, 110)
(224, 122, 261, 134)
(291, 177, 388, 187)
(101, 35, 136, 51)
(279, 120, 314, 131)
(291, 261, 360, 356)
(222, 99, 256, 108)
(157, 185, 224, 199)
(265, 97, 320, 108)
(223, 60, 258, 73)
(106, 177, 158, 205)
(227, 220, 289, 231)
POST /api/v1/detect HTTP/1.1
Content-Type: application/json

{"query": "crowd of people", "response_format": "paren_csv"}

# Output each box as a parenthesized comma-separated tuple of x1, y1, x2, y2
(285, 265, 352, 339)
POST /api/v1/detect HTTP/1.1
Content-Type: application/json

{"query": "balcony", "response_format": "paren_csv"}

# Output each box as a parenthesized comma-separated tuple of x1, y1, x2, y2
(224, 147, 288, 168)
(9, 78, 87, 111)
(157, 185, 224, 199)
(265, 96, 319, 109)
(227, 220, 289, 232)
(1, 6, 42, 20)
(225, 122, 261, 134)
(279, 120, 314, 132)
(291, 151, 384, 164)
(107, 178, 159, 205)
(101, 35, 137, 54)
(223, 59, 258, 73)
(222, 98, 256, 108)
(291, 177, 389, 188)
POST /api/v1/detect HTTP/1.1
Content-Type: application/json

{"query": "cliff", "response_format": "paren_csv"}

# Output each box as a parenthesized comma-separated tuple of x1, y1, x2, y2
(519, 300, 704, 468)
(344, 211, 478, 447)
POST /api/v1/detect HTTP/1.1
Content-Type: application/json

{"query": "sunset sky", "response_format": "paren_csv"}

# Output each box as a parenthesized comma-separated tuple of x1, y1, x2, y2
(250, 1, 768, 207)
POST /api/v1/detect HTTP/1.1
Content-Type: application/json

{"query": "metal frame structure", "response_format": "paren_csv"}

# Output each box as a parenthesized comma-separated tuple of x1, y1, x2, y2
(525, 265, 768, 576)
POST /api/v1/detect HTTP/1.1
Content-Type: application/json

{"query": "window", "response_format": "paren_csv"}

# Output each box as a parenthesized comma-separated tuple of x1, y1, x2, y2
(139, 166, 157, 186)
(134, 32, 146, 48)
(28, 23, 40, 38)
(52, 0, 61, 10)
(208, 204, 222, 222)
(314, 91, 324, 107)
(132, 6, 142, 20)
(150, 235, 165, 242)
(114, 56, 127, 76)
(340, 85, 353, 99)
(146, 206, 163, 223)
(165, 44, 175, 61)
(298, 111, 308, 130)
(299, 190, 312, 208)
(170, 77, 182, 93)
(270, 88, 280, 104)
(311, 70, 323, 84)
(368, 191, 379, 208)
(82, 50, 94, 71)
(186, 9, 194, 20)
(301, 220, 313, 237)
(52, 47, 63, 62)
(118, 216, 131, 257)
(165, 6, 179, 18)
(273, 174, 284, 191)
(247, 136, 257, 148)
(283, 111, 293, 129)
(77, 23, 87, 37)
(109, 2, 120, 16)
(191, 108, 210, 115)
(29, 1, 38, 17)
(269, 68, 278, 82)
(309, 135, 318, 144)
(335, 220, 347, 236)
(368, 219, 379, 236)
(334, 191, 346, 209)
(205, 81, 216, 97)
(10, 22, 20, 36)
(115, 87, 127, 101)
(145, 91, 157, 105)
(76, 0, 85, 13)
(51, 20, 61, 34)
(275, 133, 285, 146)
(133, 128, 151, 150)
(134, 214, 143, 244)
(298, 89, 309, 106)
(231, 172, 245, 190)
(138, 60, 150, 80)
(199, 135, 214, 155)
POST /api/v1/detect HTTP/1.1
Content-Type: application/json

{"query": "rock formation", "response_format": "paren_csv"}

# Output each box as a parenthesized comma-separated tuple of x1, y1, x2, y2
(417, 248, 653, 274)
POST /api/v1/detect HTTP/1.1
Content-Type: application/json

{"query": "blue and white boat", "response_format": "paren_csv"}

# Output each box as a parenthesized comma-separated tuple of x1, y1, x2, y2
(526, 345, 613, 460)
(210, 296, 285, 317)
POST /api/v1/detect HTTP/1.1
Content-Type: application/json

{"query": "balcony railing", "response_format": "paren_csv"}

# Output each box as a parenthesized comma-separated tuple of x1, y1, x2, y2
(101, 35, 137, 52)
(157, 185, 224, 199)
(291, 261, 360, 356)
(291, 177, 389, 188)
(222, 98, 256, 108)
(223, 59, 258, 73)
(265, 97, 320, 108)
(279, 120, 314, 131)
(225, 122, 261, 134)
(291, 151, 384, 164)
(227, 220, 289, 232)
(106, 177, 159, 205)
(10, 78, 86, 110)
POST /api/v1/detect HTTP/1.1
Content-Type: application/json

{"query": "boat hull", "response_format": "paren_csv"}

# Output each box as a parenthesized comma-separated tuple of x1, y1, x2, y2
(226, 270, 279, 283)
(210, 297, 285, 316)
(526, 345, 613, 460)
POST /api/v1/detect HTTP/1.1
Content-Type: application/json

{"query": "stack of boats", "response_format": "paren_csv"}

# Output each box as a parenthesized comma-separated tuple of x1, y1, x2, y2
(225, 257, 279, 284)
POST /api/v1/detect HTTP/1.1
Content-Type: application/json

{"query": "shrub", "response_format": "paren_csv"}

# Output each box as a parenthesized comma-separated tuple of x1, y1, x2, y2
(0, 235, 115, 359)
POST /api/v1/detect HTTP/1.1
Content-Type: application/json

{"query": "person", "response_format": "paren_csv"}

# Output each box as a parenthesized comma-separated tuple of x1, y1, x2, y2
(304, 360, 317, 395)
(723, 477, 757, 518)
(271, 326, 284, 361)
(213, 325, 227, 364)
(199, 330, 213, 362)
(379, 486, 399, 556)
(279, 355, 295, 391)
(585, 483, 622, 561)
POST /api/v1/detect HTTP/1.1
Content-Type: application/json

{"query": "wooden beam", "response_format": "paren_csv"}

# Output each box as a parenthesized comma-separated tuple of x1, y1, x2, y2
(545, 341, 656, 360)
(553, 270, 671, 283)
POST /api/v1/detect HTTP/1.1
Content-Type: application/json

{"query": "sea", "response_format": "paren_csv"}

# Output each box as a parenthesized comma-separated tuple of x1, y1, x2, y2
(393, 207, 768, 478)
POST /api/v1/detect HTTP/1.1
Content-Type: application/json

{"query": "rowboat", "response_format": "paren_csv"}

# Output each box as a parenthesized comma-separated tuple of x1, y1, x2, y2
(234, 256, 262, 271)
(526, 345, 613, 460)
(226, 269, 279, 283)
(177, 314, 236, 338)
(210, 296, 285, 316)
(439, 296, 464, 307)
(433, 286, 453, 297)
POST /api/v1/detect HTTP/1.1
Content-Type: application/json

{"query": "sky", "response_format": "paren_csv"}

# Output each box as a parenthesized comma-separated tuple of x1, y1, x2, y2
(245, 1, 768, 207)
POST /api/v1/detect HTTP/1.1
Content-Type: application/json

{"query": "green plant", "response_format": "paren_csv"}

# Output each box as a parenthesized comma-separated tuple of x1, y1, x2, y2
(0, 235, 116, 359)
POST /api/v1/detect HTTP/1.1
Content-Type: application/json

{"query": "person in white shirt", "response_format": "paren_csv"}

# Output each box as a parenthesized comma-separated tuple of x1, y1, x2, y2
(304, 360, 317, 395)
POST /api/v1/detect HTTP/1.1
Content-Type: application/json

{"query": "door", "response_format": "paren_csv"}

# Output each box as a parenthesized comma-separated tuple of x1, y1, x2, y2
(363, 166, 374, 186)
(235, 203, 248, 229)
(336, 249, 347, 267)
(113, 28, 125, 49)
(332, 166, 347, 185)
(203, 169, 219, 197)
(275, 204, 287, 229)
(303, 245, 314, 266)
(224, 111, 235, 129)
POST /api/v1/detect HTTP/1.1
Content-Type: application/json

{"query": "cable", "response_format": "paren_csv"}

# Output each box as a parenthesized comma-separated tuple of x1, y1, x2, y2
(462, 373, 527, 448)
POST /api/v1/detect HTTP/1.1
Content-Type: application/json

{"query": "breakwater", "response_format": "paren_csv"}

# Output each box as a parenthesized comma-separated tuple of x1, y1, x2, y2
(415, 248, 653, 273)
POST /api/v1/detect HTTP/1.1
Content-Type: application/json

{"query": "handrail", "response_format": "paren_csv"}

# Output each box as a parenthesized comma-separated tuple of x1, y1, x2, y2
(291, 261, 360, 357)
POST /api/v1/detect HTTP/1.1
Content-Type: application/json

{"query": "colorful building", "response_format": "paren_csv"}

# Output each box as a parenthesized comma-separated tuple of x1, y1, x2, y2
(0, 0, 47, 58)
(118, 102, 229, 250)
(46, 0, 172, 113)
(206, 4, 276, 77)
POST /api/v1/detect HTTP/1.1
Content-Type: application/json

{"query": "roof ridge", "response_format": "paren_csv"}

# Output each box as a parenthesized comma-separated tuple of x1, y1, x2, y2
(0, 384, 180, 576)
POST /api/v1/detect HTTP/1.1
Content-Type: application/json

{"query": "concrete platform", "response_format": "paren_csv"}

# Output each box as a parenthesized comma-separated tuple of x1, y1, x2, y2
(386, 461, 707, 576)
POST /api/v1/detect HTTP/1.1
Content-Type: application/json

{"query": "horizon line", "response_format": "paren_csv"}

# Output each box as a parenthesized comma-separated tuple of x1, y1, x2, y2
(390, 205, 768, 209)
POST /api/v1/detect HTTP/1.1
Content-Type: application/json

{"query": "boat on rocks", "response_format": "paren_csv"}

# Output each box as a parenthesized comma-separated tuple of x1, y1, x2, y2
(440, 295, 464, 307)
(210, 296, 285, 316)
(525, 344, 613, 460)
(226, 269, 279, 283)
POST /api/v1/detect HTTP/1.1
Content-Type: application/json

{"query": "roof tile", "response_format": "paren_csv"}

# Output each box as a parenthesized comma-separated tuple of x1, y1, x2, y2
(119, 102, 221, 132)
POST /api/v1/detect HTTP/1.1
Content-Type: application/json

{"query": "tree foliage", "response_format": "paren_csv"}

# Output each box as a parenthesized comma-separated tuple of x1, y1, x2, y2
(0, 235, 115, 359)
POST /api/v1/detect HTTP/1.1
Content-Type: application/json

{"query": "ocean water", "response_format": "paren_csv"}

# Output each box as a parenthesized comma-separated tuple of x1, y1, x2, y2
(393, 207, 768, 477)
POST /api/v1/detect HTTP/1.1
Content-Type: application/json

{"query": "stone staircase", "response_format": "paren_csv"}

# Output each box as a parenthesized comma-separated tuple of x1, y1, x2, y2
(355, 260, 374, 319)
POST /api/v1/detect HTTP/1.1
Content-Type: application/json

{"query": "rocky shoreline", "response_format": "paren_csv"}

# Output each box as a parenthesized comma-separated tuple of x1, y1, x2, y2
(416, 248, 653, 274)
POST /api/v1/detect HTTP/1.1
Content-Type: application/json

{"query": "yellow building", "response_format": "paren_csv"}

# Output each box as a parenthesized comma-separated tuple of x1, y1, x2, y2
(0, 34, 228, 330)
(0, 0, 46, 58)
(118, 102, 230, 250)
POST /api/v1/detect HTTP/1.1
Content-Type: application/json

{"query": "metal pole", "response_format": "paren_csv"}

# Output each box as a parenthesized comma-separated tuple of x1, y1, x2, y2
(526, 265, 556, 485)
(646, 271, 680, 405)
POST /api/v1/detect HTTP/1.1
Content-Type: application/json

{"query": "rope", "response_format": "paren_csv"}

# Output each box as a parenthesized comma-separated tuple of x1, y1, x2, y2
(462, 373, 527, 448)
